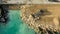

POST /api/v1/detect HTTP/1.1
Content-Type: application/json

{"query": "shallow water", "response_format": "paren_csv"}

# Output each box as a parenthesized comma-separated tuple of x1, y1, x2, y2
(0, 10, 35, 34)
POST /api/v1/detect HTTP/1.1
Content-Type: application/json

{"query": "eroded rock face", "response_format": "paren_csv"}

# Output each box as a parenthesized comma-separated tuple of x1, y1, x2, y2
(20, 5, 60, 34)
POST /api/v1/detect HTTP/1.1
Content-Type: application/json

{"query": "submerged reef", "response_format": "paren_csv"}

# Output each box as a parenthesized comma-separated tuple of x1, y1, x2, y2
(0, 5, 9, 23)
(20, 5, 60, 34)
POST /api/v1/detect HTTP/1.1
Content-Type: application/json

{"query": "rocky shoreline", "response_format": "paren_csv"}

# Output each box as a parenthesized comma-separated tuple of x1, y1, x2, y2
(20, 5, 60, 34)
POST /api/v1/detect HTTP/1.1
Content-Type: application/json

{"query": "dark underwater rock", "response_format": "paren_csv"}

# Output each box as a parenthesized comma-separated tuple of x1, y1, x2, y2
(0, 5, 9, 23)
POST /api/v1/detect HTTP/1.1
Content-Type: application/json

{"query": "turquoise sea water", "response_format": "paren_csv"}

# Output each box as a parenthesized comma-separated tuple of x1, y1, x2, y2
(0, 10, 35, 34)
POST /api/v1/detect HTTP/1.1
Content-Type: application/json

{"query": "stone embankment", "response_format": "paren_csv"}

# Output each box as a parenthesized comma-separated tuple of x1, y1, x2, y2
(20, 5, 60, 34)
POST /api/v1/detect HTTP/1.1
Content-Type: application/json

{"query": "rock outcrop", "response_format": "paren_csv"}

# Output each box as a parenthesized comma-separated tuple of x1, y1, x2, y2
(20, 5, 60, 34)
